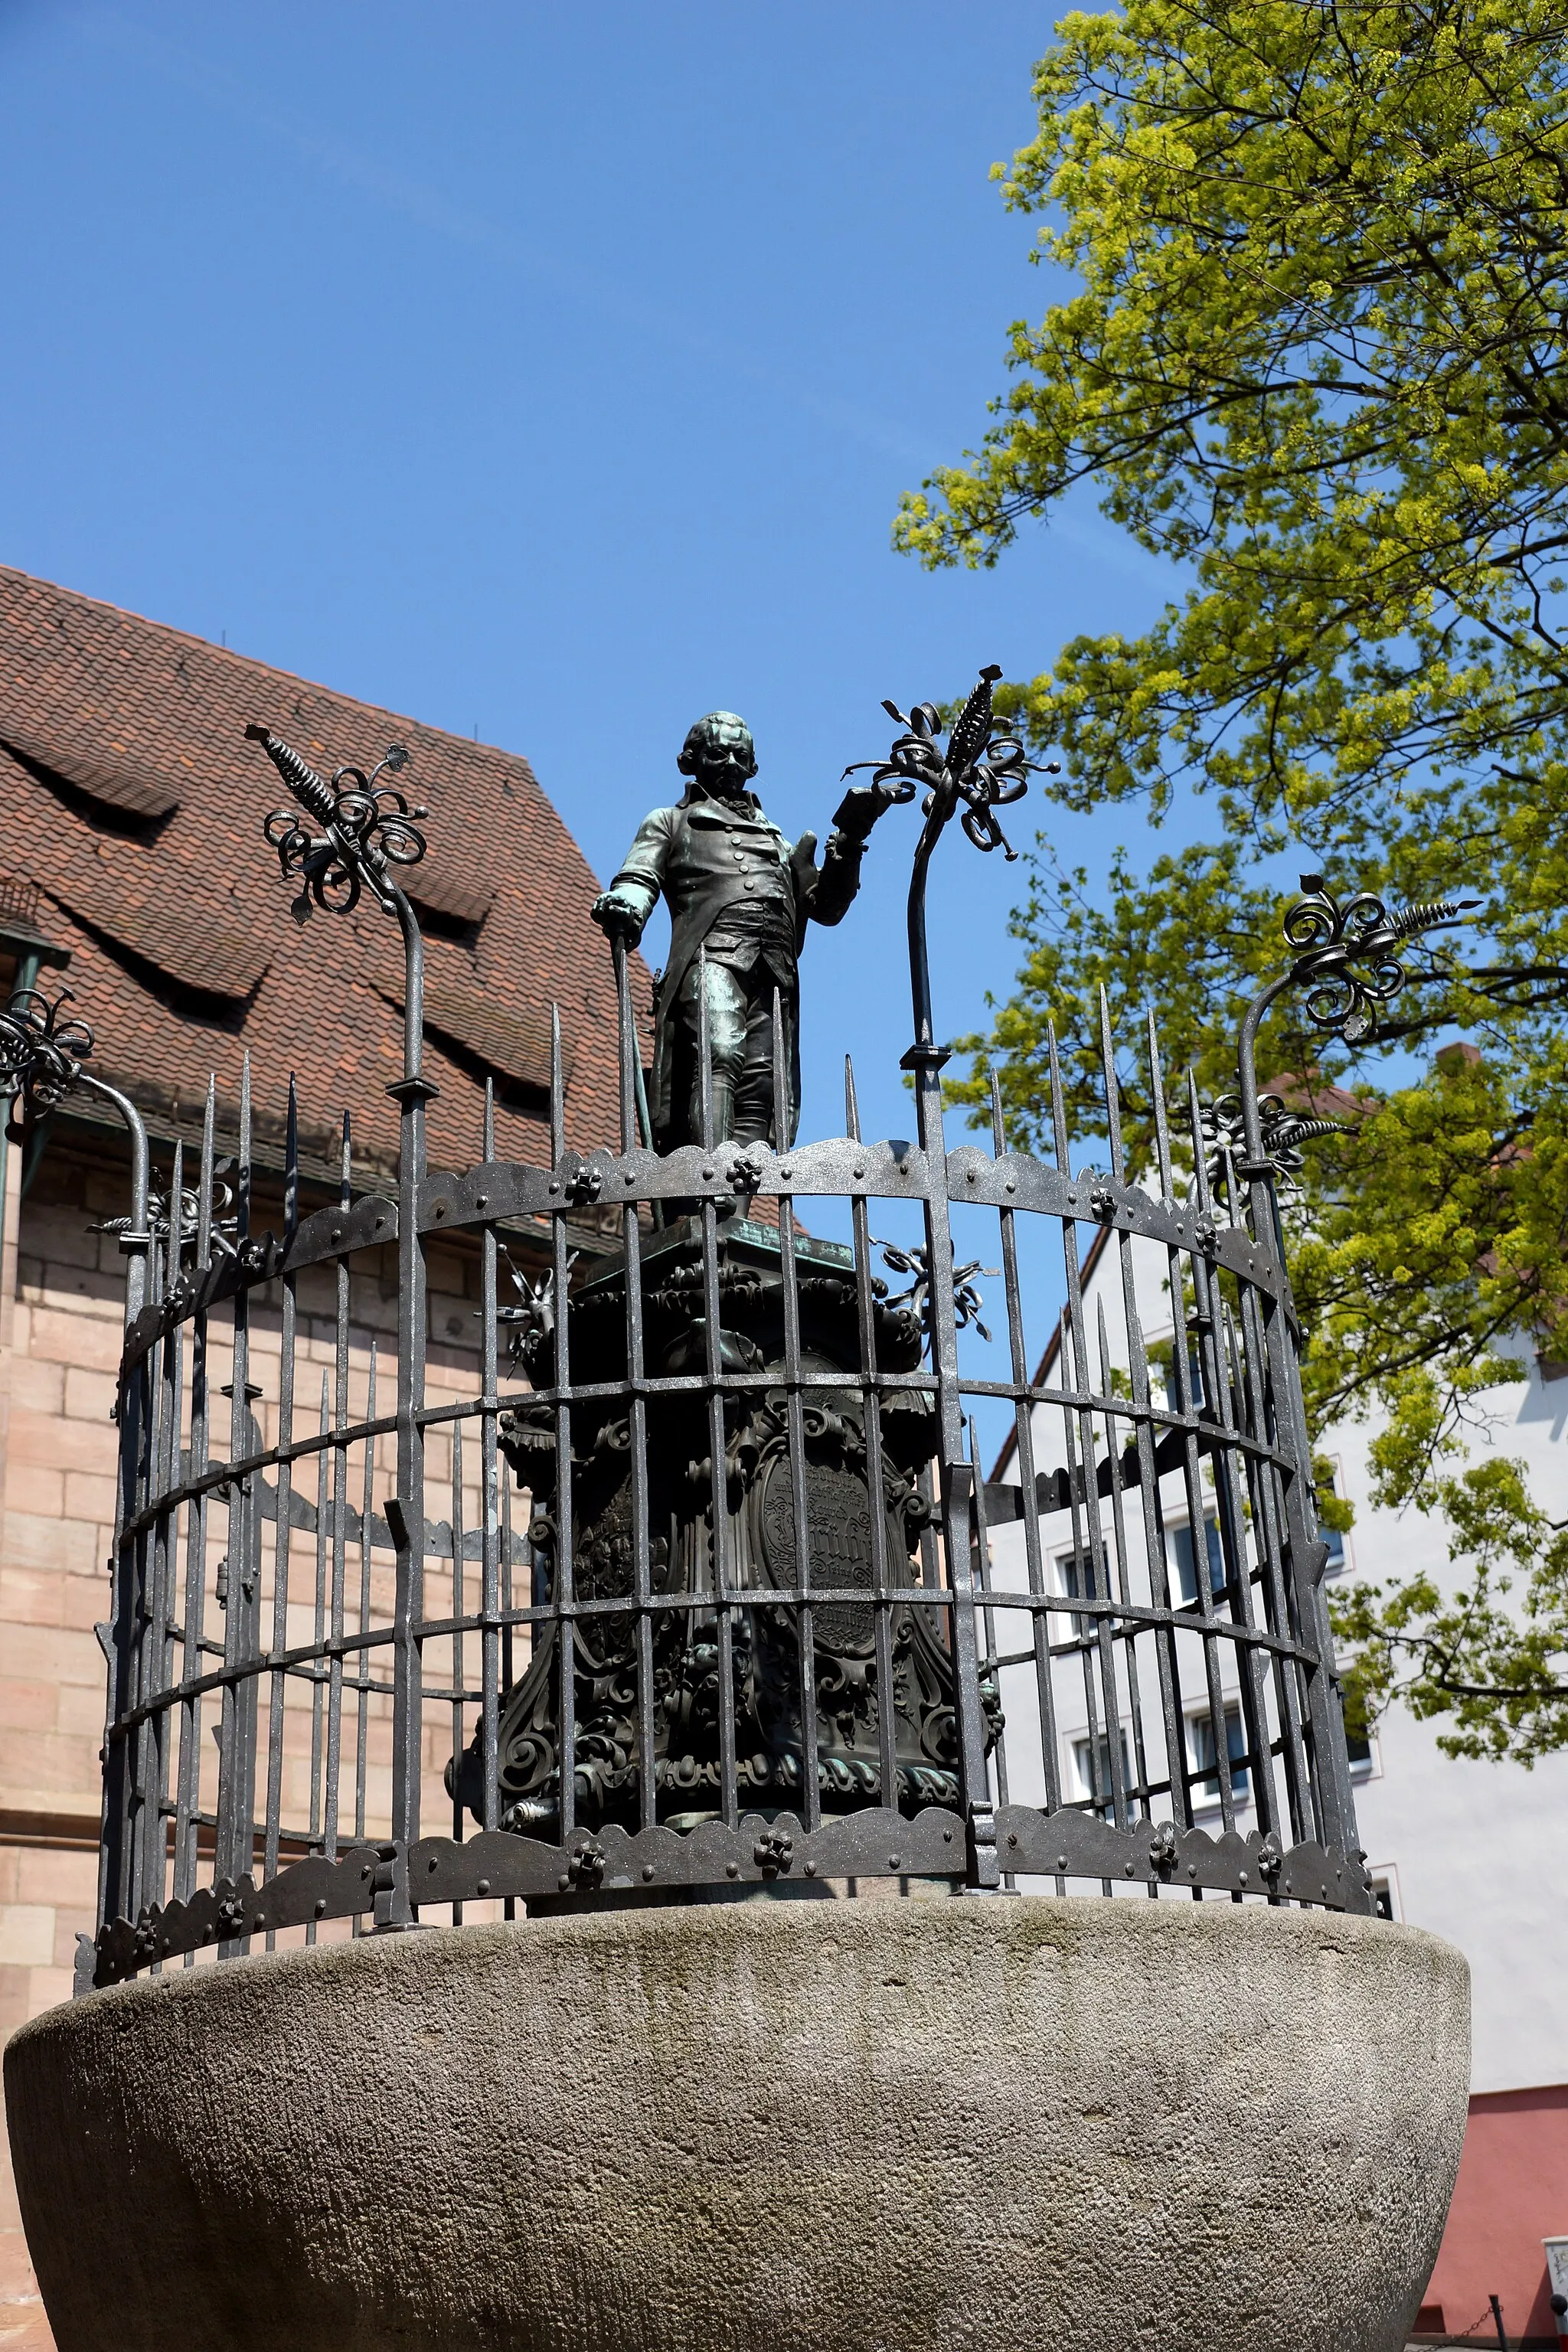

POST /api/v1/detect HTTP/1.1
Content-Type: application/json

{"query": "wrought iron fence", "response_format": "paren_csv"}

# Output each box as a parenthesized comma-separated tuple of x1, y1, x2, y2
(0, 678, 1471, 1993)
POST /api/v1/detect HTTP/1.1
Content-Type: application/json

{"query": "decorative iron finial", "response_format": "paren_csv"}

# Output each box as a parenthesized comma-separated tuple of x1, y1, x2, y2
(874, 1238, 997, 1348)
(1281, 872, 1478, 1045)
(93, 1165, 240, 1259)
(844, 663, 1050, 863)
(848, 665, 1059, 1072)
(1200, 1090, 1349, 1194)
(1233, 871, 1478, 1220)
(492, 1243, 577, 1372)
(247, 724, 426, 923)
(0, 984, 95, 1112)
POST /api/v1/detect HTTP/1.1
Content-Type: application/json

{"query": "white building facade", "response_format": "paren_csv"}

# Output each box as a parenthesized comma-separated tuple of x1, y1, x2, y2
(984, 1222, 1568, 2092)
(982, 1221, 1568, 2341)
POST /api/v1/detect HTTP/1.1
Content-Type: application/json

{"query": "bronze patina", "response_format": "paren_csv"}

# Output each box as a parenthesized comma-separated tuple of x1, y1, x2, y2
(591, 709, 896, 1151)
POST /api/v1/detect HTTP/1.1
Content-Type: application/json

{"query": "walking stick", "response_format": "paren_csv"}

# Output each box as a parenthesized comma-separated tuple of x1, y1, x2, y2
(610, 932, 662, 1227)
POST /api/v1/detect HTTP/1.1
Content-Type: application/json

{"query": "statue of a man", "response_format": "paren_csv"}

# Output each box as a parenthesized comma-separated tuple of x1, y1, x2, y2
(592, 710, 893, 1152)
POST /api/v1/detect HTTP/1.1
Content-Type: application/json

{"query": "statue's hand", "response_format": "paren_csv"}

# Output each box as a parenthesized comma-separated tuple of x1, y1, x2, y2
(591, 888, 645, 944)
(831, 781, 900, 843)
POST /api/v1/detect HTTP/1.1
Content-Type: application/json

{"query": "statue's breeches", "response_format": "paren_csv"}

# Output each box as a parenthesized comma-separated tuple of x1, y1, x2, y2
(665, 958, 789, 1147)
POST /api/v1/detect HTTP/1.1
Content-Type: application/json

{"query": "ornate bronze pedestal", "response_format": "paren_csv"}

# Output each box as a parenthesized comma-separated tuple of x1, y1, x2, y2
(449, 1216, 990, 1838)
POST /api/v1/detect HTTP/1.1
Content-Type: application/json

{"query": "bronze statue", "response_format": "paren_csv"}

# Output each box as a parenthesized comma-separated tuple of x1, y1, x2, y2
(591, 710, 895, 1152)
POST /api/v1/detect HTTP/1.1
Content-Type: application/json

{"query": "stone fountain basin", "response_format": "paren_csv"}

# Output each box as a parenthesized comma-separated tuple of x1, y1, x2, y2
(6, 1893, 1467, 2352)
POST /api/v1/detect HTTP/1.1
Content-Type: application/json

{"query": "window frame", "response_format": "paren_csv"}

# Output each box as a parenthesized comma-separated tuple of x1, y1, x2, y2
(1166, 1514, 1227, 1609)
(1068, 1723, 1133, 1819)
(1317, 1455, 1350, 1578)
(1185, 1701, 1251, 1811)
(1367, 1867, 1401, 1922)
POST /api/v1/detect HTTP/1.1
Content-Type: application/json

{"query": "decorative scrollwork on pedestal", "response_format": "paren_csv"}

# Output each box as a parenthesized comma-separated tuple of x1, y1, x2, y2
(1281, 871, 1477, 1045)
(247, 724, 427, 922)
(0, 985, 95, 1113)
(446, 1219, 995, 1841)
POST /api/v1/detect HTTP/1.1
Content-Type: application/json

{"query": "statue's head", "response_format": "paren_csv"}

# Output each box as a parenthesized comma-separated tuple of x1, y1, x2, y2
(678, 710, 756, 799)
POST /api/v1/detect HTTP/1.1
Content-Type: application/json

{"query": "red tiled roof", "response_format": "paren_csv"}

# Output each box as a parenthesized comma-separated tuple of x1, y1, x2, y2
(0, 566, 647, 1181)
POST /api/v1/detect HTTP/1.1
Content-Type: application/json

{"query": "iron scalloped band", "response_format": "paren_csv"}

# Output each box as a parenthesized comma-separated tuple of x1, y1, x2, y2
(89, 1809, 1374, 1986)
(117, 1139, 1289, 1374)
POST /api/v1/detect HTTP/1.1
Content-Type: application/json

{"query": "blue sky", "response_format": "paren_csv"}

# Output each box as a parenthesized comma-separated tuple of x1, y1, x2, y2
(0, 1, 1176, 1156)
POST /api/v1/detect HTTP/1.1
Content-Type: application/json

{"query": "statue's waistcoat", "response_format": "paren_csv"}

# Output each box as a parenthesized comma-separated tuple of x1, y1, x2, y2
(651, 798, 811, 1009)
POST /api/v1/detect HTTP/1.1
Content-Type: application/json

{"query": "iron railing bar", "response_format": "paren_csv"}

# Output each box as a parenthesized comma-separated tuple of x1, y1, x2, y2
(1235, 1277, 1315, 1841)
(1096, 1298, 1152, 1826)
(307, 1372, 330, 1924)
(354, 1341, 377, 1846)
(776, 998, 819, 1834)
(98, 1067, 152, 1931)
(385, 880, 432, 1880)
(695, 951, 739, 1832)
(1047, 1027, 1123, 1842)
(122, 1364, 1305, 1540)
(1133, 1013, 1194, 1829)
(1096, 998, 1155, 1832)
(128, 1224, 163, 1919)
(172, 1076, 217, 1910)
(845, 1053, 897, 1821)
(549, 1004, 577, 1846)
(1073, 1003, 1133, 1829)
(107, 1537, 1329, 1736)
(988, 1069, 1064, 1816)
(134, 1224, 172, 1924)
(1172, 1071, 1240, 1838)
(1217, 1295, 1293, 1858)
(142, 1162, 183, 1914)
(323, 1115, 352, 1863)
(263, 1078, 300, 1922)
(1187, 1113, 1282, 1846)
(912, 1075, 994, 1886)
(120, 1564, 1321, 1685)
(967, 1416, 1011, 1881)
(449, 1416, 466, 1912)
(1057, 1370, 1112, 1837)
(214, 1054, 260, 1935)
(479, 1080, 501, 1836)
(621, 960, 657, 1836)
(501, 1474, 515, 1735)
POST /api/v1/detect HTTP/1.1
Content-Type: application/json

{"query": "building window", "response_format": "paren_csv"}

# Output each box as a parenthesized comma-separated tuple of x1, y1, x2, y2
(1346, 1725, 1375, 1777)
(1317, 1463, 1346, 1575)
(1369, 1872, 1400, 1922)
(1072, 1726, 1132, 1820)
(1188, 1705, 1249, 1806)
(1057, 1550, 1098, 1602)
(1161, 1349, 1205, 1412)
(1168, 1517, 1226, 1607)
(1057, 1548, 1103, 1634)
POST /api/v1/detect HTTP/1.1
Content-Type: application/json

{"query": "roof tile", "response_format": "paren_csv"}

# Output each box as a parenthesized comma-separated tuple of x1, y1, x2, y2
(0, 566, 646, 1181)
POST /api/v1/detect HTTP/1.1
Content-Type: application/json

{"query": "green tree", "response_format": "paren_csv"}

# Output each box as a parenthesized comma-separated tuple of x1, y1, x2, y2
(897, 0, 1568, 1759)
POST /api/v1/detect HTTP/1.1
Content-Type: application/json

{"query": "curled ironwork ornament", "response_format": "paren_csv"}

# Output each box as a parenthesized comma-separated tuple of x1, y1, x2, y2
(874, 1237, 996, 1346)
(94, 1166, 240, 1258)
(1282, 871, 1478, 1045)
(1233, 868, 1478, 1231)
(0, 985, 95, 1112)
(248, 724, 426, 923)
(1200, 1092, 1348, 1195)
(844, 664, 1052, 864)
(492, 1243, 575, 1370)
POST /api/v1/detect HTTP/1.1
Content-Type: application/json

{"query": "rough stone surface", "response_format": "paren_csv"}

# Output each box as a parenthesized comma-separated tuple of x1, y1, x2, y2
(5, 1895, 1468, 2352)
